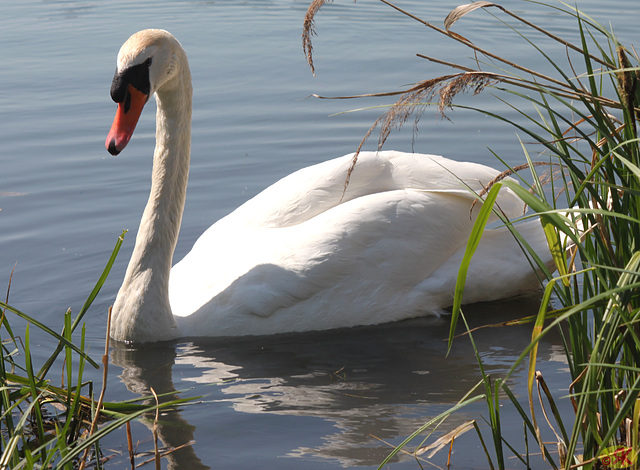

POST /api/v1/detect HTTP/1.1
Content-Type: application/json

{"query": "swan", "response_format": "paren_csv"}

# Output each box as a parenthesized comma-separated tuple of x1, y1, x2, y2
(106, 29, 552, 343)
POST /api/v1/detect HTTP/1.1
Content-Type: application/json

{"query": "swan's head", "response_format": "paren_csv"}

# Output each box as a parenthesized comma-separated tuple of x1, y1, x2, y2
(106, 29, 186, 156)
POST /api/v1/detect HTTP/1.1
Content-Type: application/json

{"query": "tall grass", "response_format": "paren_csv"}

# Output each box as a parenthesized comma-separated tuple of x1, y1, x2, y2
(304, 0, 640, 468)
(0, 232, 191, 469)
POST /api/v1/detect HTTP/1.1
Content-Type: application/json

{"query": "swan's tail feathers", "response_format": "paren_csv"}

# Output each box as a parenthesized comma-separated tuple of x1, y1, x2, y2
(538, 195, 609, 285)
(432, 217, 553, 308)
(500, 209, 588, 285)
(490, 179, 598, 282)
(502, 218, 556, 277)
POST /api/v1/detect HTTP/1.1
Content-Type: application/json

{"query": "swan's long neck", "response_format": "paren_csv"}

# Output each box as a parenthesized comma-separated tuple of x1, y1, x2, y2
(111, 63, 192, 343)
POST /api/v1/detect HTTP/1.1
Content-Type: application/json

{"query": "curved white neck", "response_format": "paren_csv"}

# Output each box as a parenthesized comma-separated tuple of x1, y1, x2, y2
(111, 64, 193, 342)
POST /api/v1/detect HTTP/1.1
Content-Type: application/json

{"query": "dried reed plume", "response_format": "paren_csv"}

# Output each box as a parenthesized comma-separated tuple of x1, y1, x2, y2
(302, 0, 334, 76)
(339, 72, 499, 197)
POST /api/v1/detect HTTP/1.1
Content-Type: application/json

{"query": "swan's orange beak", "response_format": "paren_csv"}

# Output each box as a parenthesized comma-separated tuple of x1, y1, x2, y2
(106, 84, 148, 156)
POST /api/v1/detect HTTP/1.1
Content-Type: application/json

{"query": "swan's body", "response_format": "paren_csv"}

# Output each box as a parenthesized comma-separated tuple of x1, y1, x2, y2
(106, 30, 552, 343)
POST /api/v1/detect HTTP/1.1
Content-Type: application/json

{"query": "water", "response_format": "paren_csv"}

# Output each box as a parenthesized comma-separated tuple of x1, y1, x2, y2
(1, 0, 637, 467)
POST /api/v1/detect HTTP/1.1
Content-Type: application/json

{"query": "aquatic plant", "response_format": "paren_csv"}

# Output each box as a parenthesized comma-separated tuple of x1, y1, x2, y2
(304, 0, 640, 468)
(0, 232, 191, 469)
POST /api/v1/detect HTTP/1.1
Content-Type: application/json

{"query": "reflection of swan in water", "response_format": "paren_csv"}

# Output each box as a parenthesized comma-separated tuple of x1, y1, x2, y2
(110, 346, 209, 470)
(110, 296, 569, 468)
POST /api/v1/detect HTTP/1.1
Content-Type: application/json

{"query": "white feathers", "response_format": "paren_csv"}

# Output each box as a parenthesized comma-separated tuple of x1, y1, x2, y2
(109, 30, 552, 343)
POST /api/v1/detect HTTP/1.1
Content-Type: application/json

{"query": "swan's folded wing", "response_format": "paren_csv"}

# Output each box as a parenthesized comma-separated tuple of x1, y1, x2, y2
(172, 187, 508, 336)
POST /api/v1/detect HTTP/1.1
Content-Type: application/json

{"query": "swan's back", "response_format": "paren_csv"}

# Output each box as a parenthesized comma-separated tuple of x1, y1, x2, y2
(223, 151, 524, 229)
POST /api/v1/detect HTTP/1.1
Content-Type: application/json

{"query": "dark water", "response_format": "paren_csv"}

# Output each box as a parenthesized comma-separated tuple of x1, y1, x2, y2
(1, 0, 637, 468)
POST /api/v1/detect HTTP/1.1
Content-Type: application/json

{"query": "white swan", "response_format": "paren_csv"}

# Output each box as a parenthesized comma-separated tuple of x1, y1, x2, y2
(106, 29, 552, 343)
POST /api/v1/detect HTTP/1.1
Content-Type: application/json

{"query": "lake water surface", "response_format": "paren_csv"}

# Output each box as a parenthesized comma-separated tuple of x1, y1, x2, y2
(1, 0, 638, 468)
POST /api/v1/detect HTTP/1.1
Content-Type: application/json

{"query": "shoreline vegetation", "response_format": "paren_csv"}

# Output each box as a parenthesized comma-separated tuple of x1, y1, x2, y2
(0, 233, 194, 469)
(303, 0, 640, 468)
